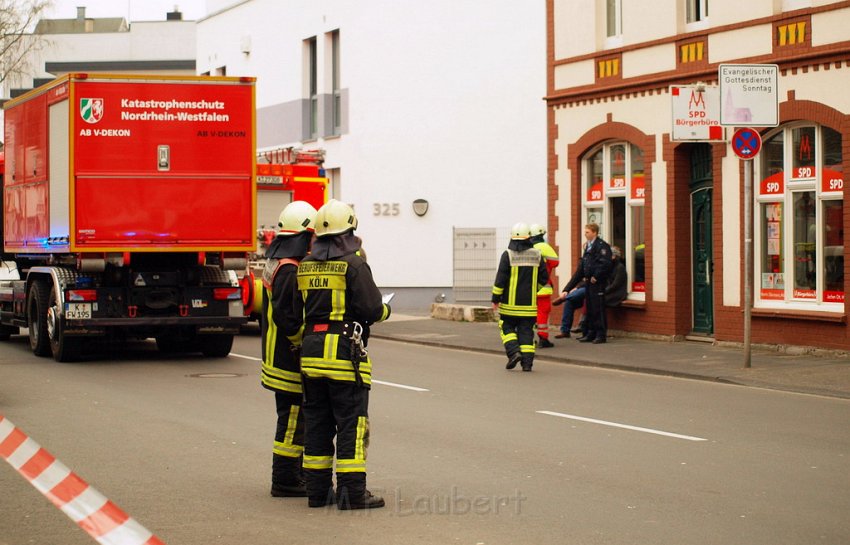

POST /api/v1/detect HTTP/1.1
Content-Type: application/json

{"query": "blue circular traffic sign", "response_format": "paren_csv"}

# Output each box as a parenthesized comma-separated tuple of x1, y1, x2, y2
(732, 128, 762, 159)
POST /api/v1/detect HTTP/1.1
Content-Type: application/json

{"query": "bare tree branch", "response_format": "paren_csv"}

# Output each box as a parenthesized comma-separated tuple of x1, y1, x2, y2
(0, 0, 53, 92)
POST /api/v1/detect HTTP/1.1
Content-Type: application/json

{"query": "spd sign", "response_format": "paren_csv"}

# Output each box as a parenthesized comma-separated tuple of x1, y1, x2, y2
(671, 85, 724, 142)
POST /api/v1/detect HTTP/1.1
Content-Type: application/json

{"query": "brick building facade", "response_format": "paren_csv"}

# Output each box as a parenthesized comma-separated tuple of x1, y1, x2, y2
(547, 0, 849, 351)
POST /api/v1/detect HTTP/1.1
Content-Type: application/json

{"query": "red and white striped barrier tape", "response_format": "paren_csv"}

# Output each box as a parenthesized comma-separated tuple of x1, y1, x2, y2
(0, 415, 165, 545)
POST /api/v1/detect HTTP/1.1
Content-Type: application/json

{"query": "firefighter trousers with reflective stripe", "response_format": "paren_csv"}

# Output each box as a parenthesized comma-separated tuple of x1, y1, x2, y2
(536, 296, 552, 340)
(302, 376, 370, 500)
(273, 392, 305, 485)
(499, 316, 536, 365)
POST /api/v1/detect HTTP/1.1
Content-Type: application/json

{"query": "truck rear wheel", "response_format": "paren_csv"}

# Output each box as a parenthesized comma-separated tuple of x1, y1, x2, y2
(27, 281, 52, 357)
(48, 286, 83, 362)
(199, 334, 234, 357)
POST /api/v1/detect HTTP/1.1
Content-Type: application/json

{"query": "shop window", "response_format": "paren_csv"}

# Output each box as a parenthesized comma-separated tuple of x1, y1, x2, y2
(582, 142, 646, 298)
(757, 124, 844, 307)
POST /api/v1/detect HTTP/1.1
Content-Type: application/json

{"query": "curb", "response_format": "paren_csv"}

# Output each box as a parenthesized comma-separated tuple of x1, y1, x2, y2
(371, 334, 850, 400)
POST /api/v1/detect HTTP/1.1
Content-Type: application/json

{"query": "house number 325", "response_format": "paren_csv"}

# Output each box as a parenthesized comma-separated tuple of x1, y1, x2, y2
(373, 203, 400, 216)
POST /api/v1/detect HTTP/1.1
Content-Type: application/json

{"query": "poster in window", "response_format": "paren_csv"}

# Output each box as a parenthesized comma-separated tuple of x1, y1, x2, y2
(760, 272, 784, 300)
(766, 220, 780, 240)
(821, 169, 844, 194)
(767, 238, 780, 255)
(765, 203, 782, 221)
(824, 291, 845, 303)
(630, 175, 645, 201)
(587, 180, 604, 203)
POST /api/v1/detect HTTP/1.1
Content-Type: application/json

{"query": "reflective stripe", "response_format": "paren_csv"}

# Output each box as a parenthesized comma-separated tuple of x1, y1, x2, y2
(330, 289, 345, 321)
(379, 304, 390, 322)
(323, 334, 339, 361)
(531, 266, 539, 303)
(537, 286, 554, 296)
(492, 286, 504, 296)
(336, 458, 366, 473)
(273, 442, 303, 458)
(264, 288, 276, 365)
(260, 374, 303, 394)
(300, 367, 372, 385)
(498, 303, 537, 317)
(354, 416, 368, 462)
(296, 272, 347, 291)
(286, 323, 304, 345)
(261, 364, 301, 383)
(283, 405, 300, 447)
(273, 405, 303, 458)
(303, 455, 333, 470)
(508, 267, 519, 306)
(520, 344, 535, 354)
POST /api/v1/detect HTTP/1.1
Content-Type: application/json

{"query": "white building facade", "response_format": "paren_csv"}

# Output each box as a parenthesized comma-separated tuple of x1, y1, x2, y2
(197, 0, 547, 309)
(2, 6, 196, 97)
(548, 0, 849, 351)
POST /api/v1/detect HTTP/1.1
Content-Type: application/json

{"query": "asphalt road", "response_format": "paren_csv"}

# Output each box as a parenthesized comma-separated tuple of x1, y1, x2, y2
(1, 331, 849, 545)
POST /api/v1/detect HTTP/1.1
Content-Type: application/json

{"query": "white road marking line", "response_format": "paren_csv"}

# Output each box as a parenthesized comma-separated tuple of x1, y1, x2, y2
(230, 354, 429, 392)
(537, 410, 708, 442)
(229, 352, 261, 361)
(371, 380, 430, 392)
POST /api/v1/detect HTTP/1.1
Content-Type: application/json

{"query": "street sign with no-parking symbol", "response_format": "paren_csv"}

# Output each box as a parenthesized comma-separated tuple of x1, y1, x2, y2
(731, 128, 762, 160)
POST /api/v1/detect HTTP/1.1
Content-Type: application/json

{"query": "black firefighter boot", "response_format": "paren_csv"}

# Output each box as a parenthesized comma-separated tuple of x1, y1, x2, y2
(505, 351, 522, 370)
(521, 354, 534, 372)
(306, 469, 336, 507)
(270, 455, 307, 497)
(336, 473, 385, 510)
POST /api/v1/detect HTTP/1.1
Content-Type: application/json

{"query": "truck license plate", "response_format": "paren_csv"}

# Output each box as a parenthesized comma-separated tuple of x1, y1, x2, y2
(65, 303, 92, 320)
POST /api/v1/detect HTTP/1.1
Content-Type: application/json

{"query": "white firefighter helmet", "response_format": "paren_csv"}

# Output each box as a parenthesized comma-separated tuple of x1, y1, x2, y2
(530, 223, 546, 237)
(315, 199, 357, 237)
(278, 201, 318, 235)
(510, 222, 531, 240)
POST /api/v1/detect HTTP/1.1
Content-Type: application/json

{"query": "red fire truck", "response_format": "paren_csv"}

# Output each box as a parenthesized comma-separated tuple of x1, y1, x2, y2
(0, 74, 256, 361)
(241, 147, 328, 319)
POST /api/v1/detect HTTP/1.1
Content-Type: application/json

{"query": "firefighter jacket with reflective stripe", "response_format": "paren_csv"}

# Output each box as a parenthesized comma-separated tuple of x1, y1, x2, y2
(491, 247, 548, 318)
(297, 252, 391, 385)
(261, 257, 305, 395)
(533, 241, 559, 296)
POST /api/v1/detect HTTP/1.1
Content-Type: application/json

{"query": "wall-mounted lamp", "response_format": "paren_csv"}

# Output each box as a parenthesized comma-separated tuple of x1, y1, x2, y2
(413, 199, 429, 217)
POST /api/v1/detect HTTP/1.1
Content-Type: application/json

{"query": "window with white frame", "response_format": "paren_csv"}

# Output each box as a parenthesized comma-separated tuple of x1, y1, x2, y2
(686, 0, 708, 23)
(606, 0, 622, 38)
(305, 36, 318, 140)
(756, 124, 844, 307)
(330, 30, 341, 135)
(583, 142, 646, 297)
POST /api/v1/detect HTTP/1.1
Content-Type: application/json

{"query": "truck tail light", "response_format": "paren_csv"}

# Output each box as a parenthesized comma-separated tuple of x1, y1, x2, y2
(213, 287, 241, 300)
(67, 289, 97, 302)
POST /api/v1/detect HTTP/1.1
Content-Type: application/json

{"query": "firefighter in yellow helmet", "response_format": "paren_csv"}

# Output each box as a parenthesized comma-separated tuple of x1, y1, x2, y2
(296, 199, 391, 509)
(260, 200, 317, 497)
(492, 223, 549, 371)
(529, 223, 560, 348)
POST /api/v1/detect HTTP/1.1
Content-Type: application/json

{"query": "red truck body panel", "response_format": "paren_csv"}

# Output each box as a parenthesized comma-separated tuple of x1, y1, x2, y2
(3, 74, 256, 253)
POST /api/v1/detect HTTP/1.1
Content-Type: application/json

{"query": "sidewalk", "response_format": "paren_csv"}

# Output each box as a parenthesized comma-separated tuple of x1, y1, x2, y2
(372, 314, 850, 399)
